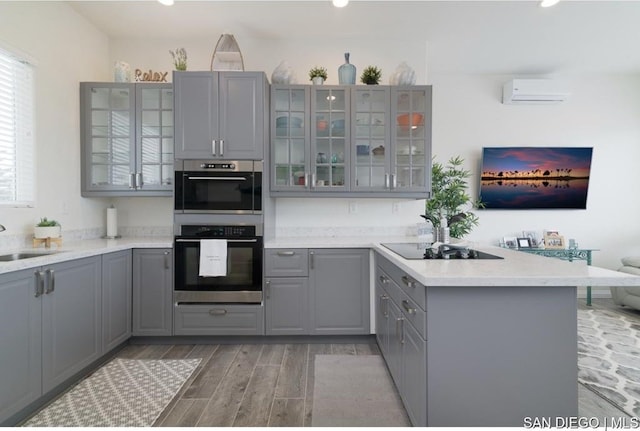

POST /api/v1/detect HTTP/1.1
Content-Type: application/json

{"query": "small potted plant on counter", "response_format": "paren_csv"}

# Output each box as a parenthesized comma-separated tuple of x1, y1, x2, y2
(309, 66, 328, 85)
(360, 65, 382, 85)
(34, 218, 61, 239)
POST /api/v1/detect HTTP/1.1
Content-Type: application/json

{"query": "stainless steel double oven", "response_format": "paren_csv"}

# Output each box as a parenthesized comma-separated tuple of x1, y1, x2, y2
(173, 160, 263, 304)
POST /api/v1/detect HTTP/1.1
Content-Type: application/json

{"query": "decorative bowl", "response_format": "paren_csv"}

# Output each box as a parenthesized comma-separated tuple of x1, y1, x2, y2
(397, 113, 424, 127)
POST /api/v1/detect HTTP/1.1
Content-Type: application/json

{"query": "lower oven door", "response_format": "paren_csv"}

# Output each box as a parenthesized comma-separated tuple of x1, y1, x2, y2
(174, 237, 263, 303)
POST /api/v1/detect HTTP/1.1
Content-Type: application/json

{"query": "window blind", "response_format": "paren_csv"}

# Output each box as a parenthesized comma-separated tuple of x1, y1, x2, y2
(0, 46, 35, 206)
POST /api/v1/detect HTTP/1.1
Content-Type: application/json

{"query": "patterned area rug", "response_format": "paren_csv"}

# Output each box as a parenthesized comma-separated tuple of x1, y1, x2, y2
(311, 354, 411, 427)
(22, 358, 200, 427)
(578, 308, 640, 417)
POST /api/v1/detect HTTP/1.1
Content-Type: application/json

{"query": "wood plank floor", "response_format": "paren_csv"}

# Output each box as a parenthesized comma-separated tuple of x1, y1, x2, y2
(112, 341, 382, 427)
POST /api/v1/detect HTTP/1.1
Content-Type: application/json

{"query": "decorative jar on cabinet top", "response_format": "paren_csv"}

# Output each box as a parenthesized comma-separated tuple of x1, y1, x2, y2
(338, 52, 356, 85)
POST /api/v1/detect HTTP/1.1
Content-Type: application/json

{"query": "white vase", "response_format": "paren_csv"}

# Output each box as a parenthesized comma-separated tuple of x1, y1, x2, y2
(34, 226, 61, 239)
(114, 61, 131, 82)
(312, 76, 325, 85)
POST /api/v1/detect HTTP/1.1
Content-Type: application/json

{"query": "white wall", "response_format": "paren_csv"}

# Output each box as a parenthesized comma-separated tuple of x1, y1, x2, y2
(0, 2, 111, 238)
(110, 36, 640, 272)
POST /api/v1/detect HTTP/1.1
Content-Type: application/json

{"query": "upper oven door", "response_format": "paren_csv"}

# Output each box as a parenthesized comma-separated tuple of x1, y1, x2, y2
(175, 170, 262, 214)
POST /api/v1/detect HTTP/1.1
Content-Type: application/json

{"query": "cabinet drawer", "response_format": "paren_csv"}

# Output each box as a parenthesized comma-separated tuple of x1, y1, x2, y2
(399, 292, 426, 340)
(265, 249, 309, 277)
(377, 254, 426, 310)
(173, 304, 264, 335)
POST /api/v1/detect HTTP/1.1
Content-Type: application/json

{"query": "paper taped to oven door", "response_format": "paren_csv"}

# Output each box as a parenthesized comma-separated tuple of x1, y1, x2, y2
(199, 239, 228, 277)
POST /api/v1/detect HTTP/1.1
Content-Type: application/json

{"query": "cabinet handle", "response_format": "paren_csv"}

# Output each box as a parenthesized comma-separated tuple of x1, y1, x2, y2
(136, 173, 143, 189)
(265, 280, 271, 299)
(401, 275, 416, 288)
(385, 173, 390, 189)
(45, 269, 55, 294)
(129, 173, 136, 189)
(303, 173, 309, 188)
(164, 250, 170, 269)
(402, 300, 416, 315)
(379, 294, 389, 317)
(34, 270, 45, 297)
(310, 251, 315, 269)
(277, 251, 295, 256)
(391, 173, 397, 189)
(396, 317, 404, 342)
(219, 139, 224, 156)
(311, 173, 316, 189)
(378, 274, 389, 284)
(209, 309, 227, 316)
(212, 140, 217, 155)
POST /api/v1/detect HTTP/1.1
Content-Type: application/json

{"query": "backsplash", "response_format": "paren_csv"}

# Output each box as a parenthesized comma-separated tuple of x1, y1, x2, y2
(0, 226, 172, 250)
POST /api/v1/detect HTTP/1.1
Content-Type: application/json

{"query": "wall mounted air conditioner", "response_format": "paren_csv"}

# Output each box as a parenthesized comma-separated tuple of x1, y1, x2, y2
(502, 79, 569, 104)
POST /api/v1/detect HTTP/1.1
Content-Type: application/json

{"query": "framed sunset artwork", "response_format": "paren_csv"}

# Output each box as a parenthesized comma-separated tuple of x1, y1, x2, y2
(479, 147, 593, 209)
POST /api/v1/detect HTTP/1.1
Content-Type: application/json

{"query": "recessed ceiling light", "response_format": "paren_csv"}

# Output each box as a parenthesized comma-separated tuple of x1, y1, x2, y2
(333, 0, 349, 8)
(158, 0, 174, 6)
(540, 0, 560, 7)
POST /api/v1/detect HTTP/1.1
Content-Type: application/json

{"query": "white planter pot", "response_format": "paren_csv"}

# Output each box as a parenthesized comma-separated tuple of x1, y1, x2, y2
(34, 226, 61, 239)
(312, 76, 325, 85)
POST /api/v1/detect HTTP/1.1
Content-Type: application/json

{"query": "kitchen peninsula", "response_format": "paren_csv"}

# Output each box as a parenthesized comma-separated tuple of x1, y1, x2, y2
(266, 238, 640, 427)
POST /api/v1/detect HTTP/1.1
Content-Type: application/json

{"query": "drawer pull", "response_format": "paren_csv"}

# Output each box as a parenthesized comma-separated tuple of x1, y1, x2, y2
(209, 309, 227, 316)
(277, 251, 295, 256)
(401, 275, 416, 288)
(34, 271, 45, 298)
(379, 294, 389, 317)
(378, 275, 389, 284)
(402, 300, 416, 315)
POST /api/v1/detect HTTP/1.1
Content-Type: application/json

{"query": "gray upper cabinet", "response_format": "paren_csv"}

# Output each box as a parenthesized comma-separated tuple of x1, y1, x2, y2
(80, 82, 174, 196)
(309, 249, 370, 335)
(0, 269, 42, 424)
(270, 85, 432, 198)
(101, 250, 132, 353)
(132, 249, 173, 336)
(173, 71, 267, 160)
(42, 256, 102, 393)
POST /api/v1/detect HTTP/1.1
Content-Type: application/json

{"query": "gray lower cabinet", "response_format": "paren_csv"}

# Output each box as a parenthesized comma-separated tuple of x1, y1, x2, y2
(264, 277, 309, 335)
(101, 250, 132, 352)
(0, 268, 42, 424)
(309, 249, 370, 335)
(375, 255, 427, 427)
(132, 249, 173, 336)
(264, 248, 370, 335)
(42, 256, 102, 393)
(173, 304, 264, 336)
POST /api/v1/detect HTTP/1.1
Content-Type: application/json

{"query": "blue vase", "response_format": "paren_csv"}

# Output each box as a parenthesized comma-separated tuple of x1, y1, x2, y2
(338, 52, 356, 85)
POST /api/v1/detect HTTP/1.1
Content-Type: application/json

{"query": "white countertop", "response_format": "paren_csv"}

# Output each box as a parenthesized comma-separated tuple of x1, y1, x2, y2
(267, 236, 640, 288)
(0, 237, 172, 275)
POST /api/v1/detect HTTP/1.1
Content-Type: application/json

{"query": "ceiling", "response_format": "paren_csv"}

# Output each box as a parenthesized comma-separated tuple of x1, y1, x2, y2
(66, 0, 640, 74)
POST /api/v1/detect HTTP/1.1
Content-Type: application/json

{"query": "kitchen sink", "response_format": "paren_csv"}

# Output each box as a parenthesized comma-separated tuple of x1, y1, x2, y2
(0, 251, 58, 262)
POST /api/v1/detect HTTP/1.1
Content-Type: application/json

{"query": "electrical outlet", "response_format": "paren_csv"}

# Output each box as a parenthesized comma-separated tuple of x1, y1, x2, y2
(349, 201, 358, 214)
(392, 202, 400, 213)
(60, 201, 69, 215)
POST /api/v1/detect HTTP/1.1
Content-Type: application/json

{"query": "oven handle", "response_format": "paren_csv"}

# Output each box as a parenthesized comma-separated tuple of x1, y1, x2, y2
(185, 176, 248, 181)
(175, 238, 258, 243)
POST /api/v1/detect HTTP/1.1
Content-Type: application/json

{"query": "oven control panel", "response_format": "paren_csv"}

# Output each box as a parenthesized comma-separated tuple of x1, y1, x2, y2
(180, 225, 256, 238)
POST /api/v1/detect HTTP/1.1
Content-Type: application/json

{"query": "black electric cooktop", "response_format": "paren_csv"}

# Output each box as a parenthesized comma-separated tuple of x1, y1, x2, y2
(380, 243, 503, 260)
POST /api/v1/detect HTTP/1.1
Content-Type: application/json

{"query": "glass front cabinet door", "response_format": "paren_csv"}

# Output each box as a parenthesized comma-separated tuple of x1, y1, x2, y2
(391, 87, 432, 193)
(310, 87, 349, 192)
(351, 87, 391, 191)
(80, 83, 173, 196)
(272, 86, 310, 191)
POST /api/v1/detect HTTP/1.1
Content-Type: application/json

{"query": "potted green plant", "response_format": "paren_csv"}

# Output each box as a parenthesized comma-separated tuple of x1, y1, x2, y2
(422, 156, 483, 239)
(360, 66, 382, 85)
(309, 66, 328, 85)
(169, 48, 187, 71)
(34, 217, 61, 239)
